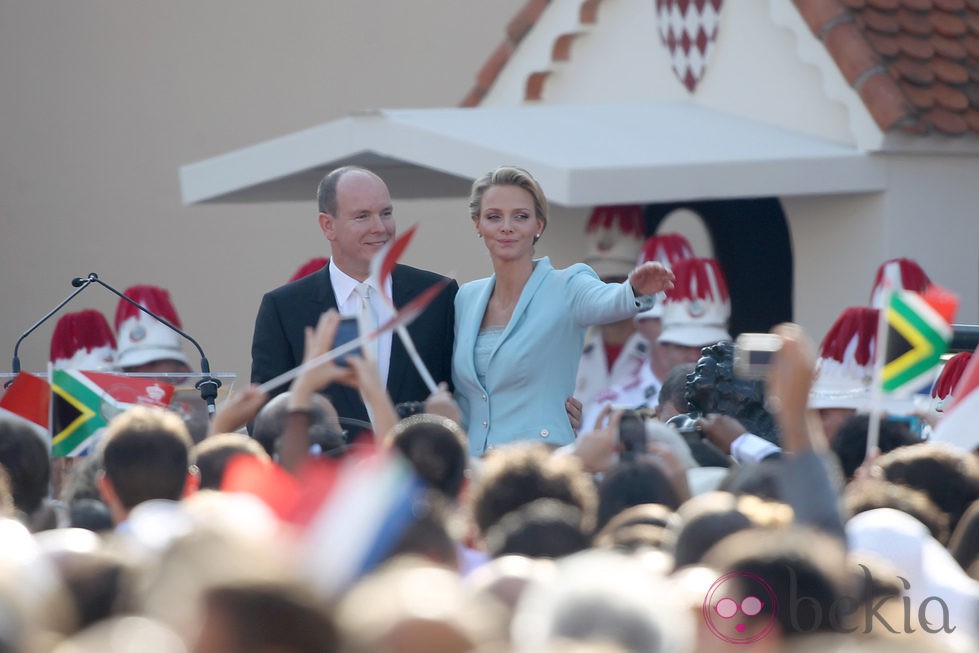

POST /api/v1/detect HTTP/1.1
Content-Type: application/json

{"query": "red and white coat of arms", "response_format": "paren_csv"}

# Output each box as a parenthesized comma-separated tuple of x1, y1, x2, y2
(655, 0, 724, 93)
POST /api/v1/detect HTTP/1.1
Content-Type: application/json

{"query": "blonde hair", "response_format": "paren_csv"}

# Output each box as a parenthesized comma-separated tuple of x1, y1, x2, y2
(468, 166, 548, 242)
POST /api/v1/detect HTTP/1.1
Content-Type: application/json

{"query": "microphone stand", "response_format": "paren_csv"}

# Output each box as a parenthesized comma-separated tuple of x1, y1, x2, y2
(6, 277, 96, 388)
(76, 273, 222, 417)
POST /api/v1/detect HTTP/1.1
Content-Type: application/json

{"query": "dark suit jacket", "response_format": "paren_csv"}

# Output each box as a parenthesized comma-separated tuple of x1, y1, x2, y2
(250, 264, 458, 425)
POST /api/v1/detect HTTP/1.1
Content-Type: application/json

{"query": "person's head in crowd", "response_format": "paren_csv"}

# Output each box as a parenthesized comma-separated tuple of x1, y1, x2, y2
(337, 557, 502, 653)
(463, 555, 556, 633)
(195, 581, 340, 653)
(483, 498, 590, 559)
(831, 413, 920, 480)
(510, 549, 692, 653)
(49, 309, 117, 370)
(670, 492, 793, 570)
(592, 503, 679, 554)
(191, 434, 271, 491)
(808, 306, 914, 442)
(250, 391, 344, 458)
(0, 418, 51, 525)
(97, 406, 196, 525)
(34, 528, 135, 635)
(686, 341, 777, 443)
(387, 414, 469, 501)
(68, 498, 114, 533)
(60, 454, 103, 506)
(289, 257, 329, 282)
(717, 459, 782, 500)
(581, 205, 645, 283)
(383, 494, 460, 571)
(595, 460, 682, 534)
(114, 285, 192, 375)
(843, 478, 950, 544)
(701, 527, 851, 644)
(876, 442, 979, 532)
(868, 257, 931, 309)
(317, 166, 395, 282)
(467, 443, 598, 542)
(656, 257, 731, 371)
(656, 363, 694, 422)
(949, 499, 979, 576)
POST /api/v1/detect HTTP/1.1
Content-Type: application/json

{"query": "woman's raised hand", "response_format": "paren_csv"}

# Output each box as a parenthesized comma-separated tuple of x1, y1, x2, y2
(628, 261, 675, 296)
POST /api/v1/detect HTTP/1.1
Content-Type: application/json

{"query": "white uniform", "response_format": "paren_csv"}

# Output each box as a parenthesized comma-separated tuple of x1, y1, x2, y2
(575, 329, 649, 415)
(581, 363, 662, 432)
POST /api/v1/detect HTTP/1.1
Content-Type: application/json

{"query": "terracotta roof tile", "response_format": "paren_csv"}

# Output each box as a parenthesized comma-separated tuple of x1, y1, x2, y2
(796, 0, 979, 136)
(932, 10, 969, 36)
(925, 106, 970, 131)
(826, 22, 884, 82)
(933, 33, 969, 57)
(897, 32, 937, 56)
(902, 0, 933, 9)
(896, 9, 934, 36)
(867, 30, 903, 54)
(900, 79, 939, 105)
(861, 8, 902, 32)
(932, 56, 971, 82)
(966, 108, 979, 130)
(933, 82, 971, 108)
(964, 35, 979, 56)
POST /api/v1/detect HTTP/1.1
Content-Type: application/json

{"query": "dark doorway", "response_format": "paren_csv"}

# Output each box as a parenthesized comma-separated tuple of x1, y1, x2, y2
(645, 198, 793, 337)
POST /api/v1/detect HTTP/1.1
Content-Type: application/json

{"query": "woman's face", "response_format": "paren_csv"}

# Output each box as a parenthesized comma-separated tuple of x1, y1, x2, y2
(474, 184, 543, 264)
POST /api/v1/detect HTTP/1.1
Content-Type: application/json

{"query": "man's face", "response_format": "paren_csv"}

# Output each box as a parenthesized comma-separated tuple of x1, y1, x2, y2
(659, 341, 705, 372)
(319, 170, 395, 280)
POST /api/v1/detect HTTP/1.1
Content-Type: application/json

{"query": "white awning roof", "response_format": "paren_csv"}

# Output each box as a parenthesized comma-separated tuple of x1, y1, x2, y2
(179, 102, 885, 207)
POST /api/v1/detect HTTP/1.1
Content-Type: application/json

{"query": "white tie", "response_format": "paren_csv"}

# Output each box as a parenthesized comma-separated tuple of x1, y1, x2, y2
(354, 282, 379, 363)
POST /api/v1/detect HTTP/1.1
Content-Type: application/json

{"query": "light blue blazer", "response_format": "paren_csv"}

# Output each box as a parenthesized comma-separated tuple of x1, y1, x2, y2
(452, 257, 654, 457)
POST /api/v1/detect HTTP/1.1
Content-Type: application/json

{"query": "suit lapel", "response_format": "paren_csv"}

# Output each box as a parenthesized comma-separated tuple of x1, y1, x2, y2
(491, 258, 549, 360)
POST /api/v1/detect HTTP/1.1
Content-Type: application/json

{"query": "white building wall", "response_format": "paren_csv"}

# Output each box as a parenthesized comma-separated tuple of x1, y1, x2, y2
(0, 0, 525, 386)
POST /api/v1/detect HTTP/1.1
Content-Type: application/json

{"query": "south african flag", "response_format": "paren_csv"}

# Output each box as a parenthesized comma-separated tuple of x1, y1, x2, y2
(50, 369, 174, 457)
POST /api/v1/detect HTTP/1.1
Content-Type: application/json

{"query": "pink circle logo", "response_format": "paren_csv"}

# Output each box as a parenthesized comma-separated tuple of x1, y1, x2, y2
(703, 571, 778, 644)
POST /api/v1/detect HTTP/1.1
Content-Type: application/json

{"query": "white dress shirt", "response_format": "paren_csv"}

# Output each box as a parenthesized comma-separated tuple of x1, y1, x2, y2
(329, 262, 394, 385)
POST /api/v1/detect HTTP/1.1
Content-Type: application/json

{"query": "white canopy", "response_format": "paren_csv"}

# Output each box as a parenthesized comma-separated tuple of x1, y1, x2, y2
(179, 102, 885, 207)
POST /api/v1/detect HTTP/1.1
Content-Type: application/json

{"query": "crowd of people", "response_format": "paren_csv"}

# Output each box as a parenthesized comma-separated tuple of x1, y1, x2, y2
(0, 165, 977, 653)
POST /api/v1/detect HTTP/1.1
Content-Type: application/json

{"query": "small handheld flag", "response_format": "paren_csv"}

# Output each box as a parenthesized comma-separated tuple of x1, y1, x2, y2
(50, 369, 175, 457)
(879, 288, 956, 396)
(369, 225, 440, 394)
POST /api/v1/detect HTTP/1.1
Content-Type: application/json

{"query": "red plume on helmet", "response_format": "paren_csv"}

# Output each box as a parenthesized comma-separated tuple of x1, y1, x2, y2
(869, 258, 931, 308)
(50, 310, 117, 369)
(583, 205, 645, 280)
(932, 352, 973, 412)
(114, 285, 189, 370)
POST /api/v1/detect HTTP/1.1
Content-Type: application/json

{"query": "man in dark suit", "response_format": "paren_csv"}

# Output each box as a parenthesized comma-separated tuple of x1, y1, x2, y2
(250, 166, 457, 426)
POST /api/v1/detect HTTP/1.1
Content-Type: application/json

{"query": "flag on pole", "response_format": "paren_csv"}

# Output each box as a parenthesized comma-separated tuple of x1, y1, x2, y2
(878, 288, 955, 396)
(299, 447, 424, 598)
(0, 372, 50, 446)
(50, 369, 174, 457)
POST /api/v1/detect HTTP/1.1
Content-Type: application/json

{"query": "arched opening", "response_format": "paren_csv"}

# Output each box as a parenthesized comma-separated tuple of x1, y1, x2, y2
(644, 198, 793, 337)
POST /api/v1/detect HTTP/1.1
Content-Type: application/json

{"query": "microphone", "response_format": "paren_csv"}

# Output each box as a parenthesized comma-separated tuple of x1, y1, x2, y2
(77, 273, 222, 416)
(8, 276, 95, 385)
